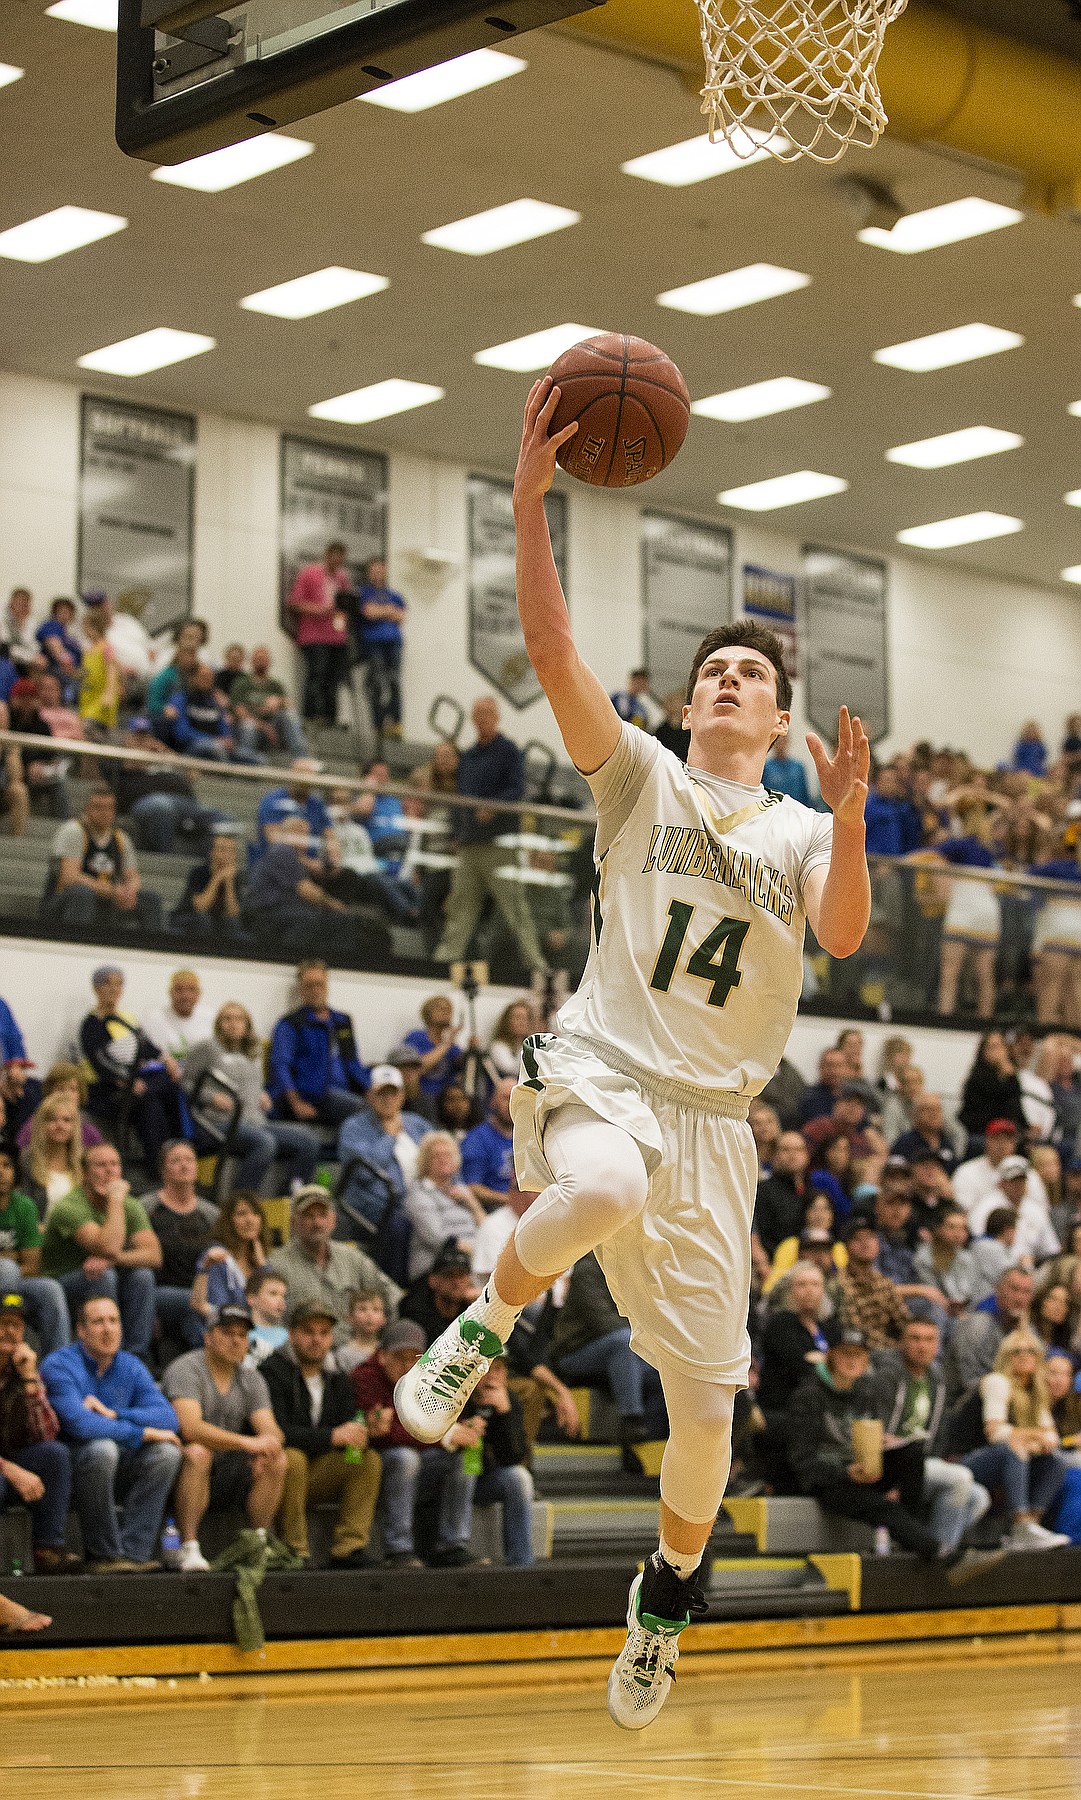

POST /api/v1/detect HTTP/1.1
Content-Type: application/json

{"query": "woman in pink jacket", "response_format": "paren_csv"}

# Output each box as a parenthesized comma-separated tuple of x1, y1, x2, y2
(287, 540, 353, 725)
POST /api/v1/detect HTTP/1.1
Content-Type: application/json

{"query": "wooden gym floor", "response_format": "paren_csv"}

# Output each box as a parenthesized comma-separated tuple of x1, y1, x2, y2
(3, 1640, 1080, 1800)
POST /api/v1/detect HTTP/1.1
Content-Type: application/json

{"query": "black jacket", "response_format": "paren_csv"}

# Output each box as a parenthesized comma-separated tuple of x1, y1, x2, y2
(753, 1172, 808, 1258)
(784, 1367, 880, 1493)
(261, 1347, 360, 1457)
(758, 1311, 825, 1414)
(463, 1391, 530, 1471)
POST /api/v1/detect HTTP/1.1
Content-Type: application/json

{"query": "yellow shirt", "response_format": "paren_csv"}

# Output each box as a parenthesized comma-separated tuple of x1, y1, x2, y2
(79, 641, 118, 727)
(765, 1235, 848, 1293)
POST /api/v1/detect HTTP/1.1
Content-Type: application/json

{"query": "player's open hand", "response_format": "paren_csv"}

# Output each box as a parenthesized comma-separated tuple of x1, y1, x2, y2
(512, 378, 577, 511)
(806, 707, 869, 829)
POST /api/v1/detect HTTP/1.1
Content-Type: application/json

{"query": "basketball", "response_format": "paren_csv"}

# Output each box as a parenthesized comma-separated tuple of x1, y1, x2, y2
(546, 334, 690, 489)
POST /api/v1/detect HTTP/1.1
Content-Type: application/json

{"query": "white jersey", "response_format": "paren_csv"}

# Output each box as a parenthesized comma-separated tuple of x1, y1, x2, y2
(558, 724, 832, 1099)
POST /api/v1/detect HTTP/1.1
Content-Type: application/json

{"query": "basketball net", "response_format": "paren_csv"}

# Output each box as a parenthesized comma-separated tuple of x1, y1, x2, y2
(694, 0, 909, 165)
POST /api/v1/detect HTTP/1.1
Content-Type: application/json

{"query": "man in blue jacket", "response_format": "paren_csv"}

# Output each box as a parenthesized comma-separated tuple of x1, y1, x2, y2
(268, 960, 369, 1128)
(42, 1293, 182, 1572)
(336, 1066, 429, 1246)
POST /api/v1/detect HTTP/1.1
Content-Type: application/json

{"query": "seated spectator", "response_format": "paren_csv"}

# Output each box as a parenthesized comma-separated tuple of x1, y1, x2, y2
(192, 1192, 272, 1322)
(958, 1035, 1026, 1147)
(969, 1155, 1059, 1265)
(332, 1285, 386, 1375)
(471, 1180, 534, 1285)
(437, 1082, 481, 1141)
(146, 619, 203, 719)
(403, 1131, 487, 1280)
(269, 1186, 399, 1343)
(255, 759, 331, 858)
(359, 757, 407, 862)
(805, 1128, 855, 1223)
(1031, 1281, 1076, 1356)
(354, 1317, 480, 1567)
(7, 679, 74, 819)
(461, 1078, 516, 1212)
(162, 662, 259, 764)
(913, 1204, 980, 1314)
(610, 668, 662, 732)
(757, 1261, 829, 1451)
(803, 1087, 880, 1163)
(652, 688, 691, 761)
(173, 829, 247, 941)
(765, 1194, 848, 1294)
(873, 1317, 991, 1555)
(960, 1331, 1070, 1550)
(870, 1173, 951, 1324)
(145, 1140, 216, 1352)
(215, 643, 246, 698)
(0, 1147, 69, 1358)
(43, 786, 164, 936)
(113, 716, 234, 857)
(465, 1356, 535, 1568)
(1046, 1350, 1081, 1452)
(753, 1130, 810, 1263)
(3, 588, 39, 672)
(184, 1001, 320, 1193)
(798, 1047, 849, 1125)
(162, 1302, 288, 1572)
(953, 1118, 1031, 1216)
(244, 816, 355, 951)
(35, 671, 84, 744)
(944, 1265, 1034, 1402)
(759, 1054, 807, 1132)
(77, 609, 120, 736)
(0, 1292, 76, 1572)
(0, 1057, 38, 1150)
(18, 1091, 84, 1222)
(968, 1205, 1019, 1306)
(486, 999, 535, 1083)
(402, 995, 466, 1108)
(17, 1063, 103, 1166)
(891, 1092, 962, 1176)
(323, 789, 420, 924)
(0, 702, 29, 836)
(833, 1028, 883, 1116)
(863, 761, 923, 857)
(40, 1142, 161, 1362)
(267, 961, 368, 1129)
(246, 1268, 289, 1366)
(547, 1252, 666, 1450)
(384, 1040, 432, 1122)
(400, 1241, 479, 1344)
(1031, 1144, 1065, 1240)
(785, 1320, 944, 1558)
(263, 1298, 382, 1567)
(85, 592, 159, 692)
(42, 1294, 181, 1571)
(836, 1217, 909, 1350)
(230, 645, 309, 760)
(144, 970, 214, 1065)
(0, 996, 29, 1071)
(78, 965, 189, 1172)
(747, 1099, 781, 1179)
(1011, 720, 1048, 779)
(336, 1066, 429, 1251)
(878, 1064, 926, 1148)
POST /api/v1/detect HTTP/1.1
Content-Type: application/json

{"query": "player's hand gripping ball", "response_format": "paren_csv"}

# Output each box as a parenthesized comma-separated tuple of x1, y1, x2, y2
(545, 333, 690, 488)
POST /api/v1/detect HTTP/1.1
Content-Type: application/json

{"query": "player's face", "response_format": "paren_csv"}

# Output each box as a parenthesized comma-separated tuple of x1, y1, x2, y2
(683, 648, 788, 759)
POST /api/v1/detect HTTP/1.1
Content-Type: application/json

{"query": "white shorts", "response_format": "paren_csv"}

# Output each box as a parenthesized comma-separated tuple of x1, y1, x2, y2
(511, 1034, 755, 1385)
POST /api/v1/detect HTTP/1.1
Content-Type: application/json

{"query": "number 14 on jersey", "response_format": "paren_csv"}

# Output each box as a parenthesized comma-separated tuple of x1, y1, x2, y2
(649, 901, 749, 1009)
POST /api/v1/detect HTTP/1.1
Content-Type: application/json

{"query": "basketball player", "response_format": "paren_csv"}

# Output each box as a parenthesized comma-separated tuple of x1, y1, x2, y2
(396, 378, 871, 1727)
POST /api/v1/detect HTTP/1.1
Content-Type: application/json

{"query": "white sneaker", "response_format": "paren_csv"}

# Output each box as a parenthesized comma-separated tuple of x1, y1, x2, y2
(393, 1315, 504, 1445)
(607, 1567, 697, 1732)
(1004, 1518, 1072, 1552)
(178, 1540, 211, 1572)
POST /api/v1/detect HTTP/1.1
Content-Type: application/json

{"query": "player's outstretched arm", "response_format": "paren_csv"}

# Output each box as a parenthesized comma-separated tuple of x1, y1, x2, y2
(513, 378, 621, 776)
(803, 707, 871, 958)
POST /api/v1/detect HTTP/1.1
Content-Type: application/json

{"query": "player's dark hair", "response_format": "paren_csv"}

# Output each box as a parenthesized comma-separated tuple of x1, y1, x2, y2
(685, 621, 792, 713)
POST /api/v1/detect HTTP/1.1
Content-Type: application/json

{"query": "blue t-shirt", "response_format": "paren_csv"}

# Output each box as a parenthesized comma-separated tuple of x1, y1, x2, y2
(255, 787, 331, 854)
(461, 1119, 515, 1194)
(938, 836, 997, 871)
(36, 619, 83, 675)
(404, 1027, 464, 1100)
(358, 584, 406, 647)
(763, 754, 812, 807)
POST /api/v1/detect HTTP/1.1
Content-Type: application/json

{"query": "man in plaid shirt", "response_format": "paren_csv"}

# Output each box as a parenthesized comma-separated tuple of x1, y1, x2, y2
(836, 1219, 910, 1351)
(0, 1293, 77, 1572)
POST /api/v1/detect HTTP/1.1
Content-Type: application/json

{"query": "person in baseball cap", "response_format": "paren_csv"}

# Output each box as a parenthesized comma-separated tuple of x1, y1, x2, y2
(288, 1298, 337, 1327)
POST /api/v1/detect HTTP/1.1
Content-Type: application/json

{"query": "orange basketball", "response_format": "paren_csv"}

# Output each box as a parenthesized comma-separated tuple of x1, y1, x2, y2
(546, 333, 690, 489)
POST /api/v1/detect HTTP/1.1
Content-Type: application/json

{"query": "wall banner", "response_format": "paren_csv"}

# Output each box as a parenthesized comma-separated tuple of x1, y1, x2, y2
(468, 474, 567, 708)
(279, 436, 387, 625)
(78, 395, 195, 637)
(642, 512, 732, 702)
(802, 544, 890, 743)
(741, 563, 799, 680)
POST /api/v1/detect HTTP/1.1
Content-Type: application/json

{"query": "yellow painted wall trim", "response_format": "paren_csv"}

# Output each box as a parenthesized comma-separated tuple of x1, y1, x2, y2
(810, 1552, 862, 1611)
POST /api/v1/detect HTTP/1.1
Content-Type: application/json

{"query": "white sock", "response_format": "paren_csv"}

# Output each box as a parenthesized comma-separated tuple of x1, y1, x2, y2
(658, 1535, 704, 1581)
(464, 1280, 523, 1347)
(254, 1526, 267, 1541)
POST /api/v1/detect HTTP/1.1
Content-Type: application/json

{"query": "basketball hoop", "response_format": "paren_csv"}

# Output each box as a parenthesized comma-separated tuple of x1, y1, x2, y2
(694, 0, 909, 165)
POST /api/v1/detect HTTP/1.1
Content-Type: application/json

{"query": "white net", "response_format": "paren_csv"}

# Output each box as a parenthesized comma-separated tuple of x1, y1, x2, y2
(695, 0, 909, 165)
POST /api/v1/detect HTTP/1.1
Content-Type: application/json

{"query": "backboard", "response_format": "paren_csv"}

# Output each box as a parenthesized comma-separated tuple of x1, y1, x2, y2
(116, 0, 603, 162)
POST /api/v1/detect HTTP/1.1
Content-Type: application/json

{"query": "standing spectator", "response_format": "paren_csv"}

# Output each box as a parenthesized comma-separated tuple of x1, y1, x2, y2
(230, 645, 309, 760)
(42, 1294, 181, 1571)
(0, 1147, 70, 1357)
(144, 970, 214, 1066)
(433, 699, 548, 976)
(460, 1078, 517, 1212)
(835, 1217, 910, 1350)
(467, 1356, 535, 1567)
(763, 735, 813, 806)
(255, 759, 332, 857)
(969, 1156, 1060, 1265)
(961, 1331, 1070, 1550)
(402, 994, 465, 1109)
(35, 599, 82, 701)
(191, 1193, 271, 1322)
(77, 609, 120, 736)
(0, 1292, 76, 1573)
(184, 1002, 320, 1192)
(336, 1066, 429, 1248)
(263, 1299, 382, 1568)
(78, 966, 189, 1170)
(40, 1142, 161, 1361)
(3, 588, 38, 671)
(944, 1265, 1034, 1403)
(173, 830, 247, 942)
(145, 1141, 216, 1351)
(269, 1187, 399, 1342)
(486, 998, 535, 1081)
(287, 541, 352, 725)
(357, 557, 406, 740)
(404, 1132, 488, 1280)
(43, 787, 164, 936)
(268, 961, 369, 1128)
(958, 1034, 1026, 1145)
(353, 1318, 480, 1567)
(162, 1302, 288, 1572)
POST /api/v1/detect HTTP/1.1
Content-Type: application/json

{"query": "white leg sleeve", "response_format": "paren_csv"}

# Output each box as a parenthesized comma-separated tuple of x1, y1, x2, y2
(512, 1103, 650, 1280)
(657, 1362, 737, 1527)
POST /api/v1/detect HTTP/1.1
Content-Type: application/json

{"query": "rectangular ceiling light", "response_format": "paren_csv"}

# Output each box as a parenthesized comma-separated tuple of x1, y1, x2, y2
(362, 48, 525, 112)
(1061, 566, 1081, 583)
(874, 322, 1023, 371)
(0, 205, 127, 263)
(897, 511, 1023, 548)
(0, 64, 24, 88)
(423, 198, 580, 256)
(1070, 402, 1081, 417)
(45, 0, 116, 25)
(474, 322, 604, 372)
(241, 266, 387, 318)
(860, 196, 1024, 254)
(719, 470, 848, 511)
(309, 379, 444, 423)
(77, 327, 215, 375)
(622, 128, 786, 185)
(693, 377, 830, 422)
(153, 134, 313, 192)
(886, 425, 1023, 468)
(1064, 490, 1081, 507)
(659, 264, 810, 316)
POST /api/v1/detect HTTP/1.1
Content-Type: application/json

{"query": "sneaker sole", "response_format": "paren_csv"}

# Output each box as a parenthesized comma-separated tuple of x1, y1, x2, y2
(393, 1369, 457, 1445)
